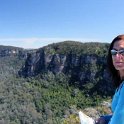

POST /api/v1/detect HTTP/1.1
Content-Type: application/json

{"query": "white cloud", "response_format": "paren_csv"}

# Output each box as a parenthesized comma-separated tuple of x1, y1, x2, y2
(0, 38, 59, 48)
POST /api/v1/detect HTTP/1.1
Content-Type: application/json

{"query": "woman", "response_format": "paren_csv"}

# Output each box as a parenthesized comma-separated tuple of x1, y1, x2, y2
(96, 34, 124, 124)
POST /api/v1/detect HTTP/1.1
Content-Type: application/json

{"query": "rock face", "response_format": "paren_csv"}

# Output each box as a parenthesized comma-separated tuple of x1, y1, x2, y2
(20, 44, 114, 96)
(22, 49, 108, 81)
(0, 44, 109, 85)
(0, 46, 23, 57)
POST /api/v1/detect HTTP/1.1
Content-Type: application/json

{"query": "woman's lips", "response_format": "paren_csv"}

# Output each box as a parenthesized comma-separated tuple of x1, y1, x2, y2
(115, 62, 123, 63)
(114, 62, 124, 65)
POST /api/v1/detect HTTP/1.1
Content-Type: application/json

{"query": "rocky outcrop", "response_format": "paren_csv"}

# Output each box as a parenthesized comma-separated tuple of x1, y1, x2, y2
(20, 46, 114, 95)
(21, 49, 108, 79)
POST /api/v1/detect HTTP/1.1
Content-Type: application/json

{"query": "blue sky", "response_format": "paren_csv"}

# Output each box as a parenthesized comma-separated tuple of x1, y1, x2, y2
(0, 0, 124, 48)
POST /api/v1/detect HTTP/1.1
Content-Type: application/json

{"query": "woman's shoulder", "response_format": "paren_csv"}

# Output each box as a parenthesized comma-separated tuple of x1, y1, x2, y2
(120, 81, 124, 88)
(118, 81, 124, 94)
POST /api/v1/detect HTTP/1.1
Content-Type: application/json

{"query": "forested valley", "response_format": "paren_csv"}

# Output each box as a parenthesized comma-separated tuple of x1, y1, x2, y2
(0, 41, 113, 124)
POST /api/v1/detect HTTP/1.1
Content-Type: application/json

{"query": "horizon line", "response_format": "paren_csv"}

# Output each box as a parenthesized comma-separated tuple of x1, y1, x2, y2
(0, 37, 109, 49)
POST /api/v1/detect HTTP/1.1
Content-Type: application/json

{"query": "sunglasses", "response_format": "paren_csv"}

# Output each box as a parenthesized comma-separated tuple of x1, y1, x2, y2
(111, 49, 124, 56)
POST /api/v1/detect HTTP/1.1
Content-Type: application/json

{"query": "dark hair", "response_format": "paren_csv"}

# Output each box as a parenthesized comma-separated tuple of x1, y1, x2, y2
(107, 34, 124, 88)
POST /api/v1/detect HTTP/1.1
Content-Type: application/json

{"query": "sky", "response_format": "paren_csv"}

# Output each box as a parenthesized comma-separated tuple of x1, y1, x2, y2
(0, 0, 124, 49)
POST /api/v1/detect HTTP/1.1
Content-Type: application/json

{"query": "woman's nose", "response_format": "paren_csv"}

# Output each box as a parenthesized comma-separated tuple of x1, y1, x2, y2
(114, 53, 123, 60)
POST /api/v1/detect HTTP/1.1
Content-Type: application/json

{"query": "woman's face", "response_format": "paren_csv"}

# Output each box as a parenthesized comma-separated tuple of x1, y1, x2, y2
(112, 40, 124, 72)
